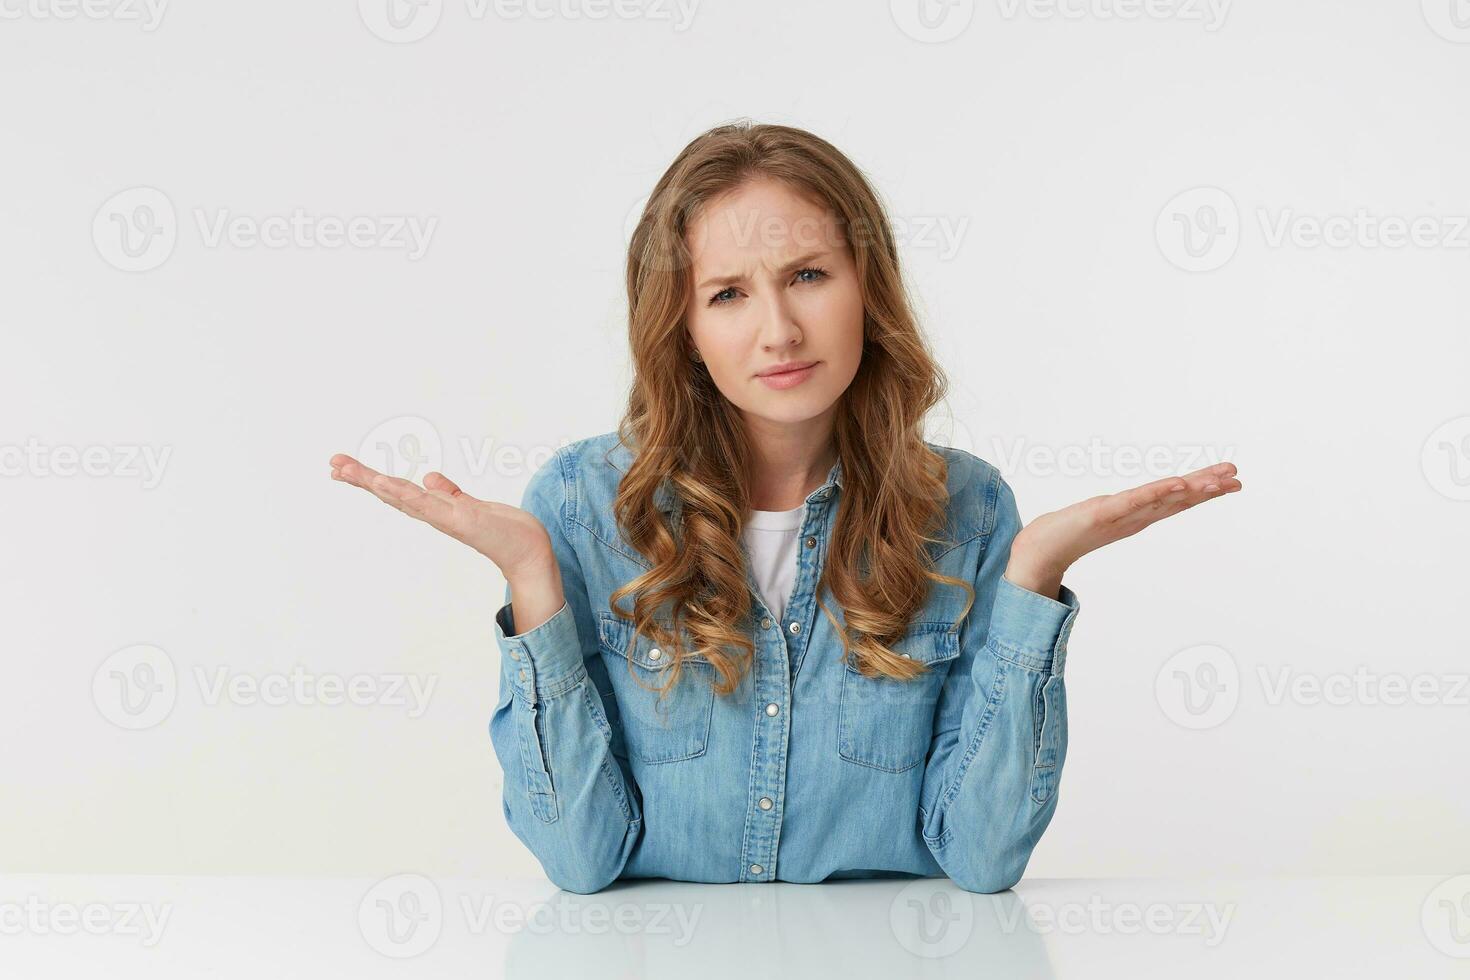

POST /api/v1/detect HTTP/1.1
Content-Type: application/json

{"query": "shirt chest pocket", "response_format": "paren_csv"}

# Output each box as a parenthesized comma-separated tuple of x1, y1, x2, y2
(838, 625, 961, 773)
(596, 611, 715, 765)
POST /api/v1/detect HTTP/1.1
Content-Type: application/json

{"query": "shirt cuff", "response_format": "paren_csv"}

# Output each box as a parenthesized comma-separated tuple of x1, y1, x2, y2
(986, 575, 1080, 676)
(495, 599, 586, 703)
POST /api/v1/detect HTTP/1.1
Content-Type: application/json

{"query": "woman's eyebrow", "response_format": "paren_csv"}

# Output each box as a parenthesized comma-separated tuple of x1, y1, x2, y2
(696, 250, 829, 291)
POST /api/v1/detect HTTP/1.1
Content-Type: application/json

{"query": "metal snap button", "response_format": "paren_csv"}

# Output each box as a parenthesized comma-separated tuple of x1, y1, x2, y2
(789, 622, 800, 634)
(804, 536, 816, 548)
(750, 864, 764, 875)
(758, 797, 773, 810)
(765, 702, 779, 716)
(648, 648, 661, 661)
(760, 617, 772, 630)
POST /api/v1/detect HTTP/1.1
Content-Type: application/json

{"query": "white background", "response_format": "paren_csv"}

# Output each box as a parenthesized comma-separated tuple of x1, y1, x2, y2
(3, 0, 1467, 885)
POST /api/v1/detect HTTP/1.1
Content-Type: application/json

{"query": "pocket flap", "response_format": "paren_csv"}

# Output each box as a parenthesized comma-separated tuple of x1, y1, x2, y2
(596, 610, 713, 670)
(844, 623, 960, 671)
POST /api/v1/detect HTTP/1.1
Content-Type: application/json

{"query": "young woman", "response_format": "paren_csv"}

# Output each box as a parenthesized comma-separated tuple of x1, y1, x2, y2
(329, 122, 1242, 894)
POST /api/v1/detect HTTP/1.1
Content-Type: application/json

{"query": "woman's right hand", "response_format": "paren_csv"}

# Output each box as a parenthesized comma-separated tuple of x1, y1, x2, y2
(328, 453, 555, 582)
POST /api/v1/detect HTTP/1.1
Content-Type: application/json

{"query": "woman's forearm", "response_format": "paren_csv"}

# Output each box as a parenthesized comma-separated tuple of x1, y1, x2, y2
(505, 555, 565, 637)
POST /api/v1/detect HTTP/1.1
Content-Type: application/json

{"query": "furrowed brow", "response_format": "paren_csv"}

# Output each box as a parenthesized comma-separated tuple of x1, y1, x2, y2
(696, 250, 829, 291)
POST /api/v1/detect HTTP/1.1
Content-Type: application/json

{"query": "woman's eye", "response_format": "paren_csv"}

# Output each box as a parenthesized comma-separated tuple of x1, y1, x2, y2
(708, 267, 828, 307)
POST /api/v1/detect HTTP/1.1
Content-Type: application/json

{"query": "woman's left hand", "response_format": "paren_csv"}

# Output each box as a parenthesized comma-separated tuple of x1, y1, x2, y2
(1004, 461, 1244, 600)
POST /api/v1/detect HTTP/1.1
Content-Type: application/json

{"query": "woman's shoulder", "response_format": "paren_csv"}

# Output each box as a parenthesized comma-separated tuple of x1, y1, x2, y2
(526, 431, 635, 517)
(553, 430, 633, 483)
(923, 440, 1008, 541)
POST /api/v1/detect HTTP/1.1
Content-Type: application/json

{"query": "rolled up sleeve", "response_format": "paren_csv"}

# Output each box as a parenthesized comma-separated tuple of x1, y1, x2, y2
(988, 574, 1080, 677)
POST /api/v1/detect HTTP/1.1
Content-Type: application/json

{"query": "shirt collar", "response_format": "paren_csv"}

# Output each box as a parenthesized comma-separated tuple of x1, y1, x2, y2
(805, 455, 844, 503)
(655, 456, 844, 513)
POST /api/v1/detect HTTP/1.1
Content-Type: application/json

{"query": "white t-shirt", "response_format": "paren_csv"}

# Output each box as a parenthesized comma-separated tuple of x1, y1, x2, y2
(742, 504, 806, 624)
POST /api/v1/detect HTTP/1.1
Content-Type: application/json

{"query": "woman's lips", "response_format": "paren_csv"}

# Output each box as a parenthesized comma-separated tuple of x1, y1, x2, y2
(756, 363, 818, 389)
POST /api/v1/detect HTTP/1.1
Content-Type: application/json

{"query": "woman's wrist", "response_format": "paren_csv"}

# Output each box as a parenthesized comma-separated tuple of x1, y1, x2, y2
(504, 555, 566, 638)
(1003, 558, 1066, 602)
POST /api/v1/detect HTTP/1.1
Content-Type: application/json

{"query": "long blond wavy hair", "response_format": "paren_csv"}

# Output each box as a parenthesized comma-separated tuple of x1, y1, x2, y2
(608, 119, 976, 702)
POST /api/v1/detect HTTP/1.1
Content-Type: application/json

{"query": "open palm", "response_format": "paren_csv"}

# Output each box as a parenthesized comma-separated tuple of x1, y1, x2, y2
(328, 454, 553, 579)
(1012, 461, 1244, 581)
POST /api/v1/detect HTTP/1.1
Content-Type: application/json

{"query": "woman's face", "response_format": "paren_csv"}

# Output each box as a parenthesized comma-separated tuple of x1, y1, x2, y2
(683, 176, 865, 428)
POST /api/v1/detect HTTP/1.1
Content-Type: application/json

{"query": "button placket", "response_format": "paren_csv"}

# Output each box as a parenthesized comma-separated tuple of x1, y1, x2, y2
(746, 569, 790, 888)
(514, 644, 537, 705)
(784, 484, 839, 684)
(738, 477, 837, 887)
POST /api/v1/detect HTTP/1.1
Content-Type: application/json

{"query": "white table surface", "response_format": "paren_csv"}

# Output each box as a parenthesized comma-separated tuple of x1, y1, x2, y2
(2, 873, 1466, 977)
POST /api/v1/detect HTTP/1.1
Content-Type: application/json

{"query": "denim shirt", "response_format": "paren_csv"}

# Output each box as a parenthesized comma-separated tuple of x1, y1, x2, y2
(489, 430, 1080, 894)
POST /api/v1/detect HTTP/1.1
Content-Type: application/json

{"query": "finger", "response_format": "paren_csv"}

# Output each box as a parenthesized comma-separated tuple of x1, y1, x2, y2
(1095, 475, 1195, 524)
(423, 470, 461, 493)
(423, 471, 469, 500)
(1200, 477, 1244, 494)
(1183, 462, 1243, 497)
(1180, 460, 1238, 482)
(1099, 467, 1242, 526)
(329, 455, 390, 491)
(328, 456, 424, 515)
(371, 474, 461, 529)
(329, 453, 376, 480)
